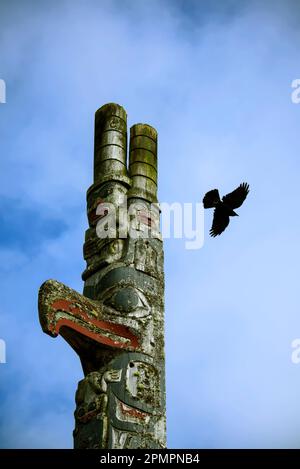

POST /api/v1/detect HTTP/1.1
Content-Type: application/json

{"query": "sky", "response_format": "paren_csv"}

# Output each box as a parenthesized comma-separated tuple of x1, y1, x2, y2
(1, 0, 300, 448)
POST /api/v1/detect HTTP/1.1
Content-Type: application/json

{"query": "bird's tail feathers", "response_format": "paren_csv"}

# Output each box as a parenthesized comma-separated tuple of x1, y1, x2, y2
(203, 189, 221, 208)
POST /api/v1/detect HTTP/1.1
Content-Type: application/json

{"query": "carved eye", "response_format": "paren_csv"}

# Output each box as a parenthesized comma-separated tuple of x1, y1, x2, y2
(103, 287, 150, 318)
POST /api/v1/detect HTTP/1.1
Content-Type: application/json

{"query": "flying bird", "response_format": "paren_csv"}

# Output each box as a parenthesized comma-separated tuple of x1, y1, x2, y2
(203, 182, 249, 237)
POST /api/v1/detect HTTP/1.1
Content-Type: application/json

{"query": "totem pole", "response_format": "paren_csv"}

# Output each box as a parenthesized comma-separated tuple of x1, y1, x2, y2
(38, 103, 166, 449)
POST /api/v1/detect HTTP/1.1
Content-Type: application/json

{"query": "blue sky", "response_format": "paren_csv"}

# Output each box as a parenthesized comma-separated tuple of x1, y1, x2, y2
(1, 0, 300, 448)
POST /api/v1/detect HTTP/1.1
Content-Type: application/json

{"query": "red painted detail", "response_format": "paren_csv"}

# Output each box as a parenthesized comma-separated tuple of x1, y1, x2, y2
(138, 211, 154, 227)
(49, 299, 139, 349)
(54, 318, 136, 350)
(120, 401, 149, 420)
(78, 408, 99, 423)
(89, 199, 109, 224)
(95, 197, 105, 205)
(89, 208, 108, 224)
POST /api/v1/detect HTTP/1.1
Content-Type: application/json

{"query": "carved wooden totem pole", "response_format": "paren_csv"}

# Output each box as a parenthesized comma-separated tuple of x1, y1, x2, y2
(38, 103, 166, 449)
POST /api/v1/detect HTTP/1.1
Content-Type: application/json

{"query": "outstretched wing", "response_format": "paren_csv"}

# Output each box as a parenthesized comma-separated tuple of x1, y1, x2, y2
(210, 206, 230, 237)
(222, 182, 249, 209)
(203, 189, 221, 208)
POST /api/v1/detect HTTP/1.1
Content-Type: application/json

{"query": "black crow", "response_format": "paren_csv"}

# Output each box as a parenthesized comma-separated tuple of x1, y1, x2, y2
(203, 182, 249, 237)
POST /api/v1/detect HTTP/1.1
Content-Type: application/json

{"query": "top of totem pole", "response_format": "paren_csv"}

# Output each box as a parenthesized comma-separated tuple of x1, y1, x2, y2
(91, 102, 158, 204)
